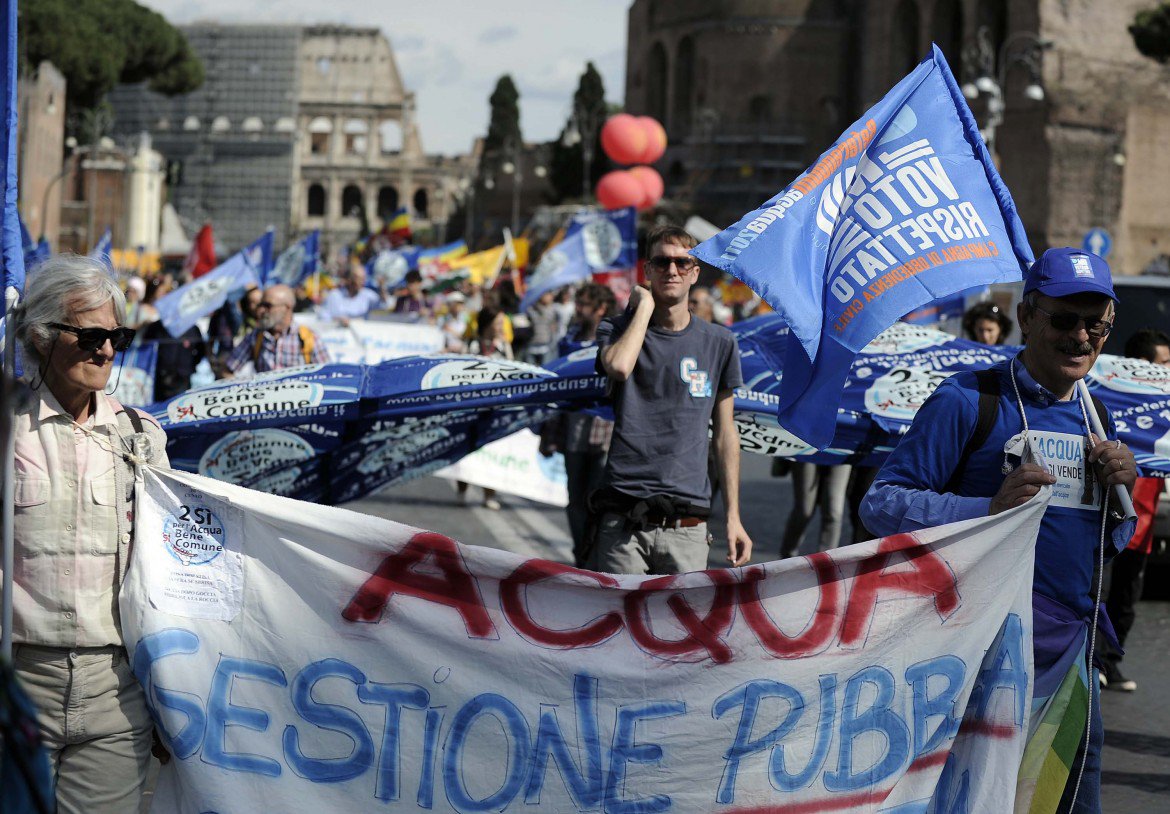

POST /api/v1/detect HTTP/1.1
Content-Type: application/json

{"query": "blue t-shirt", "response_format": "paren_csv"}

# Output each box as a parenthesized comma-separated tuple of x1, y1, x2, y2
(596, 312, 743, 508)
(861, 355, 1133, 617)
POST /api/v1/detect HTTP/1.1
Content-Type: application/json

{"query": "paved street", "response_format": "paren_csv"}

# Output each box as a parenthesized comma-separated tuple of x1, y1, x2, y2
(349, 450, 1170, 813)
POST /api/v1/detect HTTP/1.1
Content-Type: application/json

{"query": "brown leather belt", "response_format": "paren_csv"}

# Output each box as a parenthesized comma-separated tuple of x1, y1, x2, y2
(642, 515, 705, 529)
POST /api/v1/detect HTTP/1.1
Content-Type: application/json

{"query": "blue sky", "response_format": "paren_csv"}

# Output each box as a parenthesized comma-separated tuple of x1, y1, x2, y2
(140, 0, 630, 156)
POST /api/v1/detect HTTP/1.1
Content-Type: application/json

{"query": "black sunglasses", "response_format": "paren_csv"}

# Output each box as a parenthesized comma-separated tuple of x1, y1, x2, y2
(1031, 305, 1113, 338)
(48, 322, 136, 352)
(647, 255, 699, 273)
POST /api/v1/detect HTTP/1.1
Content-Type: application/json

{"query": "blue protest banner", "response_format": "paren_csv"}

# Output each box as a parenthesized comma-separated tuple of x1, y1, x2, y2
(155, 231, 273, 337)
(151, 314, 1170, 508)
(147, 362, 364, 434)
(268, 230, 319, 287)
(693, 45, 1033, 448)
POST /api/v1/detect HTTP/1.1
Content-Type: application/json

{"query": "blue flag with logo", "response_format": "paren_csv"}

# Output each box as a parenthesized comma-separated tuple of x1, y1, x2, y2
(693, 45, 1033, 447)
(519, 207, 636, 312)
(156, 231, 273, 338)
(268, 230, 319, 287)
(568, 206, 637, 267)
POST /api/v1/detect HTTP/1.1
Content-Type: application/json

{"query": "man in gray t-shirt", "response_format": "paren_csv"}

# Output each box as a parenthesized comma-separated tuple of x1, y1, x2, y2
(593, 225, 752, 575)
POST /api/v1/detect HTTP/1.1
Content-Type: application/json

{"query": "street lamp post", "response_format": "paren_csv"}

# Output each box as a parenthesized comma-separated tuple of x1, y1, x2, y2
(502, 140, 522, 236)
(962, 26, 1052, 159)
(563, 104, 602, 199)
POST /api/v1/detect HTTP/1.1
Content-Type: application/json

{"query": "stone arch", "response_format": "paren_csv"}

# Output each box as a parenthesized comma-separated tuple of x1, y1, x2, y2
(673, 36, 695, 134)
(892, 0, 921, 82)
(747, 94, 772, 126)
(308, 116, 332, 155)
(307, 183, 326, 217)
(646, 41, 668, 125)
(413, 188, 429, 219)
(931, 0, 964, 69)
(377, 186, 399, 219)
(341, 184, 363, 218)
(343, 118, 369, 155)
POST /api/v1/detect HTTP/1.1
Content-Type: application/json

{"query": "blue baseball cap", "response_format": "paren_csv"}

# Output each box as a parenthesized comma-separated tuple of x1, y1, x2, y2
(1023, 247, 1117, 302)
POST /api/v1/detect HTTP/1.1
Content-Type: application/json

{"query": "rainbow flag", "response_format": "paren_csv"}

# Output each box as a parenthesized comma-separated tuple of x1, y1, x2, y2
(387, 207, 411, 247)
(1015, 598, 1093, 814)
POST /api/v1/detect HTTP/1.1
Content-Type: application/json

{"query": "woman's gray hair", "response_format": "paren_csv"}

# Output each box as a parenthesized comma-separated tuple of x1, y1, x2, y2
(13, 254, 127, 370)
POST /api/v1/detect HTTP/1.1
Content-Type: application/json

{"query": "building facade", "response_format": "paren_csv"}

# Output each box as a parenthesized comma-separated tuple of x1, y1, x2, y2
(625, 0, 1170, 275)
(108, 24, 469, 258)
(17, 60, 66, 248)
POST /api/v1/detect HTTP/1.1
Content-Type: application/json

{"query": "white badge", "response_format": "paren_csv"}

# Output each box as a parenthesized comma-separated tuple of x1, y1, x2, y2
(1003, 430, 1099, 511)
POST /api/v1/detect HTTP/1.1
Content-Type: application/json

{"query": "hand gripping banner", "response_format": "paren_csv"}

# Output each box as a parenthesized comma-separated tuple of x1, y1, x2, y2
(124, 467, 1046, 812)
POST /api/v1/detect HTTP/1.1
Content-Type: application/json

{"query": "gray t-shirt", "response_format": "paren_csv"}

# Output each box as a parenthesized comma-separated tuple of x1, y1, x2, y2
(595, 312, 743, 508)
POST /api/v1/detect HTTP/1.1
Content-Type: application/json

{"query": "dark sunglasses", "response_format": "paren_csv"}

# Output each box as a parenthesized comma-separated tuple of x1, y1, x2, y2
(48, 322, 136, 352)
(647, 255, 699, 273)
(1032, 305, 1113, 338)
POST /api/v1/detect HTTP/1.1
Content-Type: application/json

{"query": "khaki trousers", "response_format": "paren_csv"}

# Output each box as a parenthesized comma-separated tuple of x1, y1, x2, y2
(14, 644, 152, 814)
(593, 512, 711, 575)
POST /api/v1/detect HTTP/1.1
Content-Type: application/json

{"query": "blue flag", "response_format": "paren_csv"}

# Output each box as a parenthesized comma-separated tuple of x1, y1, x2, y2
(155, 232, 273, 338)
(17, 215, 48, 273)
(268, 230, 319, 287)
(1, 0, 23, 372)
(567, 206, 637, 267)
(89, 227, 112, 269)
(89, 225, 112, 260)
(519, 207, 636, 312)
(693, 45, 1033, 448)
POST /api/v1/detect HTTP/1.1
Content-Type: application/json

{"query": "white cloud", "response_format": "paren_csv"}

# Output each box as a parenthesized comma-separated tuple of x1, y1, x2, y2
(138, 0, 629, 156)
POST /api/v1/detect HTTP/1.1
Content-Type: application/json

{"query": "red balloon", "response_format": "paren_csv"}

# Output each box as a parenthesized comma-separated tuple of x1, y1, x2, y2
(628, 166, 664, 209)
(636, 117, 668, 164)
(600, 114, 649, 166)
(595, 170, 643, 210)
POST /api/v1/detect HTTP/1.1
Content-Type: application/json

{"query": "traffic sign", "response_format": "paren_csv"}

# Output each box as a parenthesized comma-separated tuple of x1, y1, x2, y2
(1082, 227, 1112, 259)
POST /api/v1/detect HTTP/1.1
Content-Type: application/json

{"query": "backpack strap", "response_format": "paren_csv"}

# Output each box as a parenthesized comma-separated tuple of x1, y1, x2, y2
(1090, 394, 1109, 437)
(119, 407, 145, 434)
(106, 395, 145, 433)
(943, 369, 1001, 495)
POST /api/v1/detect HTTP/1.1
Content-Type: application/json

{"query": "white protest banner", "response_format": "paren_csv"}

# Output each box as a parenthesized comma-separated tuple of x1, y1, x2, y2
(125, 467, 1043, 812)
(297, 316, 445, 365)
(436, 429, 568, 507)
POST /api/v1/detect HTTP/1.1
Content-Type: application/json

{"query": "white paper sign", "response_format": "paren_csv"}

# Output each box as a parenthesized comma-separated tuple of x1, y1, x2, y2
(436, 429, 568, 506)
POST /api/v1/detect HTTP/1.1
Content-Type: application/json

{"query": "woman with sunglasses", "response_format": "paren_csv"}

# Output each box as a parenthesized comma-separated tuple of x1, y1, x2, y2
(10, 254, 169, 813)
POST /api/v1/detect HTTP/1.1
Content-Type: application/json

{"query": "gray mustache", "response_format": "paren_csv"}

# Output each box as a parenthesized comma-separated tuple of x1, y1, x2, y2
(1057, 342, 1094, 355)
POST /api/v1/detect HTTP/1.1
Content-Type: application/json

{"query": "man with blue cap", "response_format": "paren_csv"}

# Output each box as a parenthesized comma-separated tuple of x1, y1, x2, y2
(861, 247, 1137, 813)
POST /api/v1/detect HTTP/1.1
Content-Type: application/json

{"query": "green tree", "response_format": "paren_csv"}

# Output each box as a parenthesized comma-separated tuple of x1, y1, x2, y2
(20, 0, 204, 115)
(484, 74, 521, 171)
(549, 62, 611, 203)
(1130, 2, 1170, 63)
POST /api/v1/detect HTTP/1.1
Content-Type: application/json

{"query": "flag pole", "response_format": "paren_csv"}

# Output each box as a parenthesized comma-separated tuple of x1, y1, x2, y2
(2, 293, 15, 661)
(1076, 378, 1136, 520)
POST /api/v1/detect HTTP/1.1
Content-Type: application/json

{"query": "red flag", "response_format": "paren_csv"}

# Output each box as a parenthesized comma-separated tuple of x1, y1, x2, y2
(183, 224, 217, 278)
